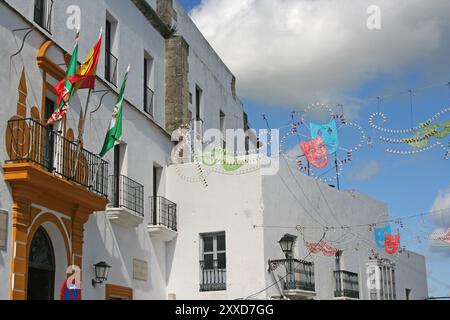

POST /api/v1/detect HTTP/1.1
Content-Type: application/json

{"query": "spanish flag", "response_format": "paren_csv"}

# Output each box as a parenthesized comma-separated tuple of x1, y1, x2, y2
(54, 29, 102, 107)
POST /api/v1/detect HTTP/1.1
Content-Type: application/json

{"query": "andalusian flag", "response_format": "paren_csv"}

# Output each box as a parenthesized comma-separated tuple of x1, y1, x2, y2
(99, 66, 130, 157)
(47, 30, 80, 126)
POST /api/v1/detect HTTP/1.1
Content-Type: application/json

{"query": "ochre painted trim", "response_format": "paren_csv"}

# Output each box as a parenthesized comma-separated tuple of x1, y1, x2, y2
(3, 162, 108, 300)
(37, 40, 65, 80)
(3, 162, 109, 213)
(105, 284, 133, 300)
(27, 213, 71, 266)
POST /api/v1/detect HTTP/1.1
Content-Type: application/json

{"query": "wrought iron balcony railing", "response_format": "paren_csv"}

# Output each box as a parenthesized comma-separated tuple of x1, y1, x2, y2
(109, 175, 144, 217)
(199, 260, 226, 292)
(150, 196, 177, 231)
(334, 270, 360, 299)
(144, 85, 154, 116)
(269, 258, 315, 292)
(6, 118, 109, 198)
(105, 49, 118, 86)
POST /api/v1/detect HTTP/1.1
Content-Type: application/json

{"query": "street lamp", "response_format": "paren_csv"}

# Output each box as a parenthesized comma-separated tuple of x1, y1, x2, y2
(92, 261, 111, 287)
(278, 234, 297, 258)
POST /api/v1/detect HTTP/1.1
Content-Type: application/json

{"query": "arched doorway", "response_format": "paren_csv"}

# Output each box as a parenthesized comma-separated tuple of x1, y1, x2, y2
(27, 227, 55, 300)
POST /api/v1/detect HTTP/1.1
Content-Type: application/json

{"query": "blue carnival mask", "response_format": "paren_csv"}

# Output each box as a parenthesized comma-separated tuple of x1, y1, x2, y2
(374, 225, 392, 248)
(310, 120, 339, 154)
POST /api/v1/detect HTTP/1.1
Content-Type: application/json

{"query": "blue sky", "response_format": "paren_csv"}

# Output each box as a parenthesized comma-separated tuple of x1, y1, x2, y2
(179, 0, 450, 297)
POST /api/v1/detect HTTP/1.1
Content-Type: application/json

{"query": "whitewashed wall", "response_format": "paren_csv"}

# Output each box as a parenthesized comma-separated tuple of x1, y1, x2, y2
(0, 0, 174, 300)
(166, 159, 429, 300)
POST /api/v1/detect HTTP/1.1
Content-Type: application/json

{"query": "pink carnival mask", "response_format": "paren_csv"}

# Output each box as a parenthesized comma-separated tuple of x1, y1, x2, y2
(300, 136, 329, 168)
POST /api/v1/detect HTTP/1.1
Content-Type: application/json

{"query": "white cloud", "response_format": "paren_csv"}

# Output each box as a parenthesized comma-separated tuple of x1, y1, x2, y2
(348, 160, 381, 181)
(428, 186, 450, 255)
(190, 0, 450, 109)
(430, 186, 450, 227)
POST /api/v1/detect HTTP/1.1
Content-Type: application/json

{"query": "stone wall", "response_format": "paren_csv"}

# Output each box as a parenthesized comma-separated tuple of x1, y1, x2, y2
(165, 36, 192, 133)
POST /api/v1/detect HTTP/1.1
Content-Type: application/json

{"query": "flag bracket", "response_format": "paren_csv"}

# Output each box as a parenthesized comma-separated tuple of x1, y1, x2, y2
(10, 27, 35, 59)
(90, 90, 111, 115)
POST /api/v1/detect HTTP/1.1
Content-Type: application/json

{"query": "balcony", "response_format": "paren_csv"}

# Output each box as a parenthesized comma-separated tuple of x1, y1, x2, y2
(106, 175, 144, 228)
(5, 118, 108, 198)
(269, 258, 316, 300)
(200, 260, 226, 292)
(144, 85, 154, 117)
(147, 196, 177, 242)
(105, 49, 118, 86)
(334, 270, 360, 300)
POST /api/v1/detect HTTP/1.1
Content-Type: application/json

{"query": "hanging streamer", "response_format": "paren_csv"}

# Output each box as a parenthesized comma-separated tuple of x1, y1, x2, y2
(305, 240, 338, 257)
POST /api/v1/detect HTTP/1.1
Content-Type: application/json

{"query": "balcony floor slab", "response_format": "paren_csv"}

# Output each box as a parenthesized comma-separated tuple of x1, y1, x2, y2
(147, 224, 178, 242)
(106, 206, 144, 228)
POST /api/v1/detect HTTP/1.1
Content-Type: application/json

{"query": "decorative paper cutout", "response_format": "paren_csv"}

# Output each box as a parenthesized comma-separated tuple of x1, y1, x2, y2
(310, 120, 339, 154)
(300, 136, 328, 168)
(280, 103, 367, 183)
(385, 234, 400, 255)
(402, 119, 450, 148)
(374, 225, 392, 248)
(306, 240, 338, 257)
(369, 108, 450, 158)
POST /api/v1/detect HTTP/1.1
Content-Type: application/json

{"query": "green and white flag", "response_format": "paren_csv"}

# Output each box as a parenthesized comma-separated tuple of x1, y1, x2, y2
(99, 65, 130, 157)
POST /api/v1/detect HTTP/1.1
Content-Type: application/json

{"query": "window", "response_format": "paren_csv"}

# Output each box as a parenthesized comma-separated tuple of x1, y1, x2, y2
(0, 210, 8, 251)
(367, 260, 397, 300)
(335, 251, 342, 271)
(105, 14, 118, 86)
(144, 54, 154, 116)
(405, 288, 411, 300)
(220, 111, 226, 149)
(34, 0, 53, 32)
(200, 232, 226, 291)
(195, 86, 203, 121)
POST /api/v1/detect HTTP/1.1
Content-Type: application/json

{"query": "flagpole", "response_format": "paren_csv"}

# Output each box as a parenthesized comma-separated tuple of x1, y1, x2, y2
(71, 28, 102, 180)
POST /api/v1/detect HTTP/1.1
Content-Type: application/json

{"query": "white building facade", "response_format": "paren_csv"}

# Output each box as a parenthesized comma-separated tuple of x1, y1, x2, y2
(0, 0, 428, 300)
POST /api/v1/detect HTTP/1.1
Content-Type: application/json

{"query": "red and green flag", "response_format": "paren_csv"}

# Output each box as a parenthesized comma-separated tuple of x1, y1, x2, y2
(99, 66, 130, 157)
(47, 30, 80, 126)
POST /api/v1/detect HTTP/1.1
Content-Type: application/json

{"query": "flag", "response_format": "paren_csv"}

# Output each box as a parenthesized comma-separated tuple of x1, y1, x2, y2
(99, 66, 130, 157)
(65, 30, 102, 90)
(47, 30, 80, 126)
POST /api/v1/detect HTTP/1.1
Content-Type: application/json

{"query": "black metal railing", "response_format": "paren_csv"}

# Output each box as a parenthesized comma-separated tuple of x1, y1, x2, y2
(105, 49, 118, 85)
(6, 118, 109, 198)
(34, 0, 53, 32)
(144, 85, 154, 116)
(150, 196, 177, 231)
(200, 260, 226, 292)
(109, 175, 144, 217)
(334, 270, 360, 299)
(282, 259, 315, 292)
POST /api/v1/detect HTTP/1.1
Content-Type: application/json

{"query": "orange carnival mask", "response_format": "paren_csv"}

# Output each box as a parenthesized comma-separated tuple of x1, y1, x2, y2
(385, 234, 400, 255)
(300, 136, 329, 168)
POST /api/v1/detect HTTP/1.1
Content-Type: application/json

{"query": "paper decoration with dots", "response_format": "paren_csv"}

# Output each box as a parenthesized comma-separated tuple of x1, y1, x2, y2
(369, 108, 450, 159)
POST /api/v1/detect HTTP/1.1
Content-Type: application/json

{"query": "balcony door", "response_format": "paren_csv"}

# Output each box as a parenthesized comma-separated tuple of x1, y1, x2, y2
(43, 97, 55, 171)
(200, 232, 226, 291)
